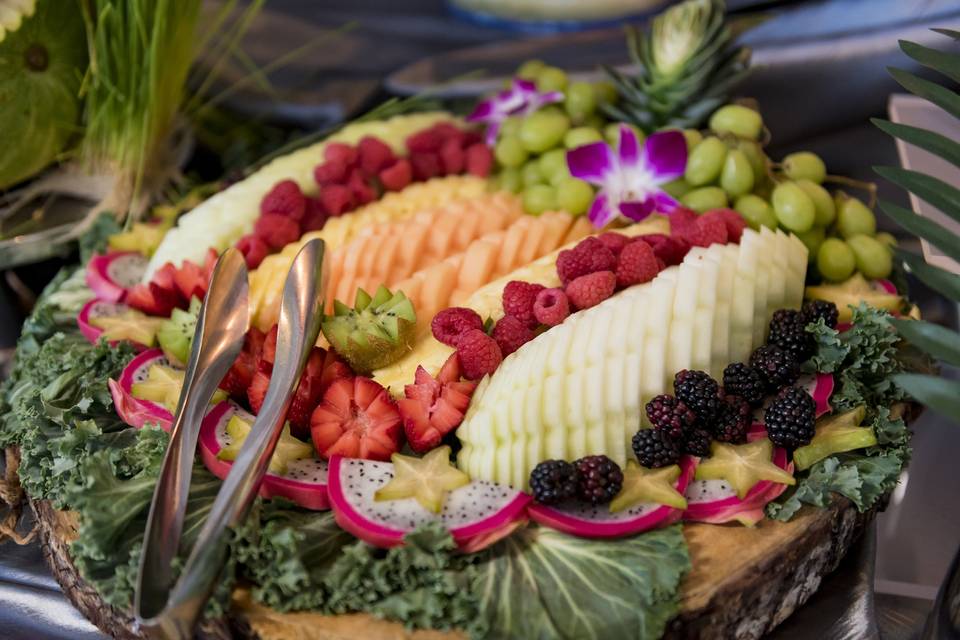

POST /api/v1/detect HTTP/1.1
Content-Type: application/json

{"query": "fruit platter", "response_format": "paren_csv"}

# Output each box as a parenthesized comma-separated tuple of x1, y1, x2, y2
(1, 1, 950, 639)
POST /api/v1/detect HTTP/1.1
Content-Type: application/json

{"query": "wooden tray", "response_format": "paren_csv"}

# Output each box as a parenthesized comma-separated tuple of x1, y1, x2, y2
(29, 491, 873, 639)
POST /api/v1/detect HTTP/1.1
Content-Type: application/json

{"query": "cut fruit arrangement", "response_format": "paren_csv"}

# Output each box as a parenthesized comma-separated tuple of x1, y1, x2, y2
(11, 2, 930, 639)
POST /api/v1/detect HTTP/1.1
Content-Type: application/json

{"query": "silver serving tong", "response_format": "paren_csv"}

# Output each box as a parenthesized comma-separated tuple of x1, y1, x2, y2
(134, 239, 327, 639)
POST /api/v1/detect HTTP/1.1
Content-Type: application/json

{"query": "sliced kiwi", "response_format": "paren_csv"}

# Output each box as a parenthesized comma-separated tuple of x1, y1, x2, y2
(157, 297, 202, 365)
(794, 407, 877, 471)
(322, 285, 416, 374)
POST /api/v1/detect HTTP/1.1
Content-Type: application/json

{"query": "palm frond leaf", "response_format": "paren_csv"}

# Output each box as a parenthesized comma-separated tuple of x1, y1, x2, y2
(871, 118, 960, 168)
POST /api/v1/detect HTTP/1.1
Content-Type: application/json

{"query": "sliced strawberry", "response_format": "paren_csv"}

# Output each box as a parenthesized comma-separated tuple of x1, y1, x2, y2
(247, 369, 270, 414)
(173, 260, 206, 302)
(310, 377, 402, 461)
(259, 325, 279, 370)
(220, 328, 266, 400)
(318, 349, 352, 390)
(397, 354, 477, 453)
(286, 348, 327, 439)
(126, 281, 183, 317)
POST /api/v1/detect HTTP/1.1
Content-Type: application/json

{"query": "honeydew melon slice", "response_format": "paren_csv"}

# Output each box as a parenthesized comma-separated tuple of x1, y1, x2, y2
(695, 244, 737, 377)
(760, 226, 788, 318)
(782, 229, 809, 308)
(691, 257, 719, 374)
(639, 277, 676, 421)
(666, 260, 699, 382)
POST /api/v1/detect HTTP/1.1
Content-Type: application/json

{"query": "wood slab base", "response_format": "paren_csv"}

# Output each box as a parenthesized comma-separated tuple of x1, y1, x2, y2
(28, 492, 872, 640)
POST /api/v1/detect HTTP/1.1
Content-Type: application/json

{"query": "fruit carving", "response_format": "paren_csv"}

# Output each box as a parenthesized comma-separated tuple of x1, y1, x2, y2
(310, 376, 402, 461)
(78, 300, 164, 348)
(156, 298, 201, 365)
(374, 446, 470, 513)
(321, 285, 416, 375)
(397, 353, 477, 453)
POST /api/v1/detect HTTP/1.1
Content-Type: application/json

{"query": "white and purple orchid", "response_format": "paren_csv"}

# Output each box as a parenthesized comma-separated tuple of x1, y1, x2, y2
(467, 78, 563, 146)
(567, 125, 688, 228)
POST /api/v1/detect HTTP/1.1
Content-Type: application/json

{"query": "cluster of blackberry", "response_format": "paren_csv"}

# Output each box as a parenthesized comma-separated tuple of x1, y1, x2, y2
(633, 299, 837, 464)
(529, 455, 624, 506)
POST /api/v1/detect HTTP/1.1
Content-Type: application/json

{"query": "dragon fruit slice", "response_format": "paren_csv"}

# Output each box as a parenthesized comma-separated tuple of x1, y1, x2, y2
(527, 457, 696, 539)
(199, 401, 330, 511)
(77, 299, 128, 345)
(327, 455, 531, 551)
(85, 252, 149, 302)
(108, 348, 175, 430)
(683, 425, 794, 526)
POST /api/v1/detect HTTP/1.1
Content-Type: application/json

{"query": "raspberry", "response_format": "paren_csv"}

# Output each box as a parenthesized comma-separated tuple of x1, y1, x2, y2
(431, 307, 484, 347)
(565, 270, 616, 310)
(502, 280, 545, 328)
(260, 180, 306, 221)
(439, 137, 465, 175)
(704, 208, 747, 243)
(236, 234, 270, 269)
(254, 214, 301, 250)
(669, 207, 699, 234)
(411, 152, 442, 180)
(689, 214, 728, 247)
(597, 232, 631, 256)
(639, 234, 690, 266)
(492, 315, 534, 356)
(456, 329, 503, 380)
(300, 198, 328, 232)
(432, 122, 466, 143)
(465, 143, 493, 177)
(357, 136, 395, 176)
(555, 236, 616, 284)
(379, 158, 413, 191)
(533, 287, 570, 326)
(313, 159, 349, 185)
(324, 142, 357, 166)
(615, 239, 660, 288)
(462, 130, 484, 147)
(347, 169, 377, 206)
(319, 183, 354, 216)
(407, 129, 444, 153)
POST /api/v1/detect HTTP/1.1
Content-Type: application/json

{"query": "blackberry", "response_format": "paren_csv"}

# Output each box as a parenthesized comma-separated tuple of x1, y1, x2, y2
(722, 362, 766, 407)
(673, 369, 721, 424)
(574, 455, 624, 504)
(802, 299, 839, 329)
(764, 386, 816, 450)
(632, 428, 681, 468)
(767, 309, 815, 362)
(645, 394, 697, 439)
(529, 460, 579, 505)
(713, 395, 751, 443)
(749, 344, 800, 392)
(682, 428, 713, 457)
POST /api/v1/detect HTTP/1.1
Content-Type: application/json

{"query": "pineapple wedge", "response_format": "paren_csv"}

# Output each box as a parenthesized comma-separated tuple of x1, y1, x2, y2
(457, 229, 809, 489)
(372, 216, 670, 395)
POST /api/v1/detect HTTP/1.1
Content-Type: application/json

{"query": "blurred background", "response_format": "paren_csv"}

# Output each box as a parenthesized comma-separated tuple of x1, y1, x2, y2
(1, 0, 959, 638)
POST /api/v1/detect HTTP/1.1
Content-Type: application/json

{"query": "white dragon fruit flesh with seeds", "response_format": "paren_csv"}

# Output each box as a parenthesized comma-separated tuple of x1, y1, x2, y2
(85, 251, 148, 303)
(108, 348, 175, 431)
(327, 456, 531, 551)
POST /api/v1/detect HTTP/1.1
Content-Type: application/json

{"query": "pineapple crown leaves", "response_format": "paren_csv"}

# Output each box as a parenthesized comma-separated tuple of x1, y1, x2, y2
(873, 29, 960, 421)
(602, 0, 752, 132)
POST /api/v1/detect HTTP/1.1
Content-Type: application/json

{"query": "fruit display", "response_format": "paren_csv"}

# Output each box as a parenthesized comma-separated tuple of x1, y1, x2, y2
(2, 2, 934, 639)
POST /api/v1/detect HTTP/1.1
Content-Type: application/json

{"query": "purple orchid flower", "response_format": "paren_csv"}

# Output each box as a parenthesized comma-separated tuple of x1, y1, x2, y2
(467, 78, 563, 146)
(567, 125, 688, 228)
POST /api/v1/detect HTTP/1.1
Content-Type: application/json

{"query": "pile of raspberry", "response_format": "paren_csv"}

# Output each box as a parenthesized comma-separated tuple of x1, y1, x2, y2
(236, 124, 494, 270)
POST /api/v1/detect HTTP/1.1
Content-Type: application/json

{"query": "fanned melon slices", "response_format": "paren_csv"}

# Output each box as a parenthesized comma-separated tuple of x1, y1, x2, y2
(372, 216, 670, 395)
(249, 175, 488, 330)
(325, 192, 524, 311)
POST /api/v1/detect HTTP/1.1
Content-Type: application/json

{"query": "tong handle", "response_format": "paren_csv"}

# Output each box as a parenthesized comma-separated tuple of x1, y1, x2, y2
(135, 249, 249, 626)
(155, 239, 326, 639)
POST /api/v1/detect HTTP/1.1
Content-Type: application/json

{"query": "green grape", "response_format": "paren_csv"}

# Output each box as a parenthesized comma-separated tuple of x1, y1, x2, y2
(684, 137, 728, 186)
(796, 179, 835, 227)
(663, 178, 692, 199)
(738, 140, 769, 180)
(876, 232, 898, 248)
(517, 59, 546, 80)
(496, 167, 522, 193)
(681, 186, 728, 213)
(734, 194, 777, 230)
(593, 81, 617, 105)
(564, 127, 603, 149)
(523, 184, 557, 215)
(719, 149, 755, 197)
(494, 136, 528, 168)
(536, 66, 568, 93)
(783, 151, 827, 184)
(795, 226, 826, 262)
(564, 81, 597, 121)
(709, 104, 763, 140)
(772, 181, 816, 233)
(522, 160, 545, 187)
(836, 195, 877, 238)
(847, 234, 892, 279)
(500, 116, 522, 140)
(817, 238, 856, 282)
(538, 148, 568, 180)
(519, 111, 570, 154)
(683, 129, 703, 151)
(556, 177, 594, 216)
